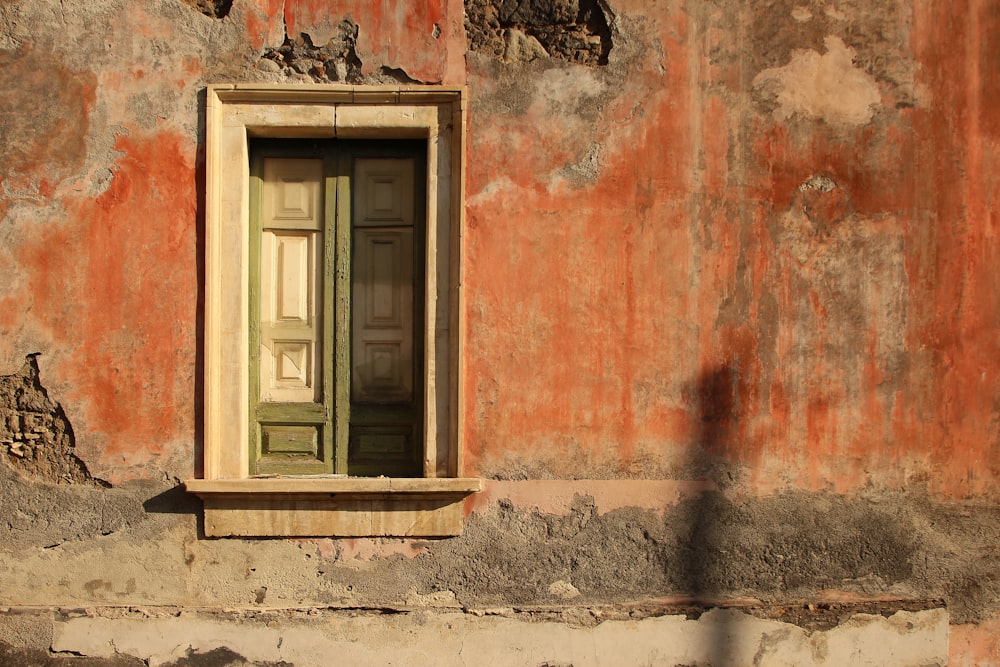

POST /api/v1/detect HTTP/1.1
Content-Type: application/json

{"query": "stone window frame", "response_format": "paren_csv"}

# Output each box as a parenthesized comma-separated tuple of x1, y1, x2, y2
(186, 84, 479, 537)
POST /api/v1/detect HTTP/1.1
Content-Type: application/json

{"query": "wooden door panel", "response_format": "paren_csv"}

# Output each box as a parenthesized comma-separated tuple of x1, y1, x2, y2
(251, 144, 424, 477)
(260, 230, 321, 403)
(255, 156, 327, 474)
(263, 158, 323, 229)
(348, 156, 420, 476)
(352, 228, 414, 403)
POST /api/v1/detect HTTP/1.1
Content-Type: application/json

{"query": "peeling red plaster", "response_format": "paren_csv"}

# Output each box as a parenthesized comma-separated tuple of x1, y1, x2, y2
(244, 0, 286, 51)
(283, 0, 449, 82)
(950, 616, 1000, 665)
(464, 7, 698, 477)
(4, 132, 197, 480)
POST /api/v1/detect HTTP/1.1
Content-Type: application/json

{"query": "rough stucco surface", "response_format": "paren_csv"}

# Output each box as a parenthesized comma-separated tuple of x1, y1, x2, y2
(0, 0, 998, 663)
(463, 0, 999, 496)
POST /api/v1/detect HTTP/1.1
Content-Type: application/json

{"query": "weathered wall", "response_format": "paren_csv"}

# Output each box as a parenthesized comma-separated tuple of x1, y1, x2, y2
(462, 0, 1000, 498)
(0, 0, 998, 664)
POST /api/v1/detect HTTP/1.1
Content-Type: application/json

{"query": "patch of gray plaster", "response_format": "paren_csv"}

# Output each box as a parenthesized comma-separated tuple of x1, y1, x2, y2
(310, 491, 1000, 625)
(0, 460, 148, 551)
(0, 487, 996, 629)
(3, 641, 144, 666)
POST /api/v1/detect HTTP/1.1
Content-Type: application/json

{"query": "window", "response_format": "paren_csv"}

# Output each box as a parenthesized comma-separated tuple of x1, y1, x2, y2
(186, 85, 478, 537)
(251, 139, 426, 477)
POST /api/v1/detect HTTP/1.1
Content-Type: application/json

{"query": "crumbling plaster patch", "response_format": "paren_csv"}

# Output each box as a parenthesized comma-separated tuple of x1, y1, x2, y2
(258, 1, 457, 84)
(254, 18, 444, 85)
(179, 0, 232, 19)
(258, 22, 365, 84)
(753, 35, 882, 126)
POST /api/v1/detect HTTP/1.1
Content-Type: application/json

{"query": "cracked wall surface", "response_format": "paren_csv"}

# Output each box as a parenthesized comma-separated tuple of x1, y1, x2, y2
(0, 0, 998, 663)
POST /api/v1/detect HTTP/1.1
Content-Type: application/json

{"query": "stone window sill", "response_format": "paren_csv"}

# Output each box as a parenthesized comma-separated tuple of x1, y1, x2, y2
(185, 477, 481, 538)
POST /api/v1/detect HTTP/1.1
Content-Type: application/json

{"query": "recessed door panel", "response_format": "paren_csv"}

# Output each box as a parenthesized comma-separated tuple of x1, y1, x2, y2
(352, 228, 413, 403)
(259, 159, 322, 406)
(263, 158, 323, 229)
(251, 142, 424, 477)
(356, 160, 414, 226)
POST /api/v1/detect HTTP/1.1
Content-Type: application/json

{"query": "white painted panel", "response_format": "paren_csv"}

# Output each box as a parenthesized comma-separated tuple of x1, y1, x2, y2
(263, 158, 323, 230)
(276, 234, 311, 322)
(259, 157, 323, 404)
(273, 341, 310, 388)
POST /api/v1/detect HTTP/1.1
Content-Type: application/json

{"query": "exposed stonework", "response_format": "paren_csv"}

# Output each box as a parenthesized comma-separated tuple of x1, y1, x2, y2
(179, 0, 232, 19)
(465, 0, 613, 66)
(259, 23, 364, 83)
(0, 355, 104, 486)
(257, 22, 440, 85)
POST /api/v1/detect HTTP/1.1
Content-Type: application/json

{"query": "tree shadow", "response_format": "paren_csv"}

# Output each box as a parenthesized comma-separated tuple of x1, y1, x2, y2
(685, 363, 740, 666)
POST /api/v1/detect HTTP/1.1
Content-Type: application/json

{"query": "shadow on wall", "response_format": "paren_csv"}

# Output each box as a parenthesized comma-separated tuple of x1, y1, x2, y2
(689, 363, 740, 665)
(144, 87, 207, 531)
(193, 86, 207, 481)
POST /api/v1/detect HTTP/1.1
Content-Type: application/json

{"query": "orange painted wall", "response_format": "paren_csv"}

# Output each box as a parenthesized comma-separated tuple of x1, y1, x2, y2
(461, 1, 1000, 497)
(0, 0, 995, 499)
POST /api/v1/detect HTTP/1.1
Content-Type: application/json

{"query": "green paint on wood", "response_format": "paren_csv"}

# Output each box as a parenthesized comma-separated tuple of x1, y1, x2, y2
(248, 139, 426, 478)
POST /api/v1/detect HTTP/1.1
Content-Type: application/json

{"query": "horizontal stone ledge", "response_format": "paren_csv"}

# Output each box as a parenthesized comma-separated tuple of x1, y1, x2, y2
(185, 477, 481, 496)
(0, 596, 949, 620)
(209, 83, 466, 105)
(186, 477, 481, 537)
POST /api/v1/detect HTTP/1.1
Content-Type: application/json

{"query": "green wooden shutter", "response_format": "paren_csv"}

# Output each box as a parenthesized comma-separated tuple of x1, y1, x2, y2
(249, 140, 424, 477)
